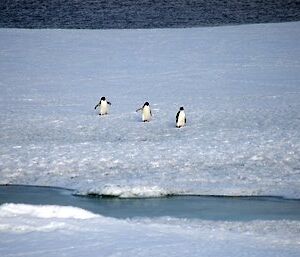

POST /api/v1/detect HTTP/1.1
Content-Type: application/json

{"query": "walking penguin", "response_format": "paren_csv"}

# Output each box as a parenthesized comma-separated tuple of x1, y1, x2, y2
(94, 97, 111, 115)
(176, 107, 186, 128)
(136, 102, 152, 122)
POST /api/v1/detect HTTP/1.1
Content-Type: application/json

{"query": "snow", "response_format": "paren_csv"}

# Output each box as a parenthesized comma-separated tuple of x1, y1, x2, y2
(0, 22, 300, 198)
(88, 184, 169, 198)
(1, 22, 300, 199)
(1, 22, 300, 256)
(0, 203, 299, 257)
(0, 203, 98, 219)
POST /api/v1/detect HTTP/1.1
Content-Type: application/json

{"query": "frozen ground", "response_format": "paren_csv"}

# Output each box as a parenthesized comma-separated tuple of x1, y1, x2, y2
(0, 203, 299, 257)
(0, 22, 300, 198)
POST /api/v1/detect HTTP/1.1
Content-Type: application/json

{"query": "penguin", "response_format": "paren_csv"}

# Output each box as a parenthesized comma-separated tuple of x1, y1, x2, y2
(94, 97, 111, 115)
(176, 107, 186, 128)
(136, 102, 152, 122)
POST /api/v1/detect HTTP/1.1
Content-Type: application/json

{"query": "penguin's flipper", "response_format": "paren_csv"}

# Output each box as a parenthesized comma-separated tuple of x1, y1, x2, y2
(94, 103, 99, 110)
(176, 111, 180, 123)
(136, 107, 142, 112)
(108, 101, 112, 105)
(185, 118, 187, 123)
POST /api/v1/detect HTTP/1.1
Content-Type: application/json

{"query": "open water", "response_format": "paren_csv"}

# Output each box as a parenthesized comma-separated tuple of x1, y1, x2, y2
(0, 0, 300, 29)
(1, 185, 300, 221)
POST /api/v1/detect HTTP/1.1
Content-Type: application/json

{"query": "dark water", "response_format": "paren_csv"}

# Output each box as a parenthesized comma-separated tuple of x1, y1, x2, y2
(0, 0, 300, 29)
(1, 185, 300, 221)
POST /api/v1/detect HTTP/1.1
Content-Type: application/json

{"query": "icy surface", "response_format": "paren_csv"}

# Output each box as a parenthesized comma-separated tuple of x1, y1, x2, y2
(0, 203, 98, 220)
(0, 203, 299, 257)
(0, 22, 300, 198)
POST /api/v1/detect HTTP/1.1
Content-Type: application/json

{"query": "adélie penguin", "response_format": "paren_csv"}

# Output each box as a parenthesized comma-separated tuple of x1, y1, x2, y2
(136, 102, 152, 122)
(176, 107, 186, 128)
(94, 97, 111, 115)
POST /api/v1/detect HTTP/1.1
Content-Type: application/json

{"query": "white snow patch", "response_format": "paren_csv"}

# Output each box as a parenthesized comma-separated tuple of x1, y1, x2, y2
(84, 184, 169, 198)
(0, 203, 98, 219)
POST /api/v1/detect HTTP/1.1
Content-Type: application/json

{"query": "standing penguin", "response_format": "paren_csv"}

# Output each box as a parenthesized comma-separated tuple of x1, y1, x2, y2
(136, 102, 152, 122)
(94, 97, 111, 115)
(176, 107, 186, 128)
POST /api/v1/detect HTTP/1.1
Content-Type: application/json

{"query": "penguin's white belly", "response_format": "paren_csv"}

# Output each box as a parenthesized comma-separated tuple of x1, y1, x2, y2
(100, 101, 108, 115)
(177, 112, 186, 127)
(142, 106, 151, 121)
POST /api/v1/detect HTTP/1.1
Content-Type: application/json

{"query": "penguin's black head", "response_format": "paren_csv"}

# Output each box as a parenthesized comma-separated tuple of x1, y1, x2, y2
(180, 107, 184, 111)
(144, 102, 149, 106)
(101, 97, 106, 101)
